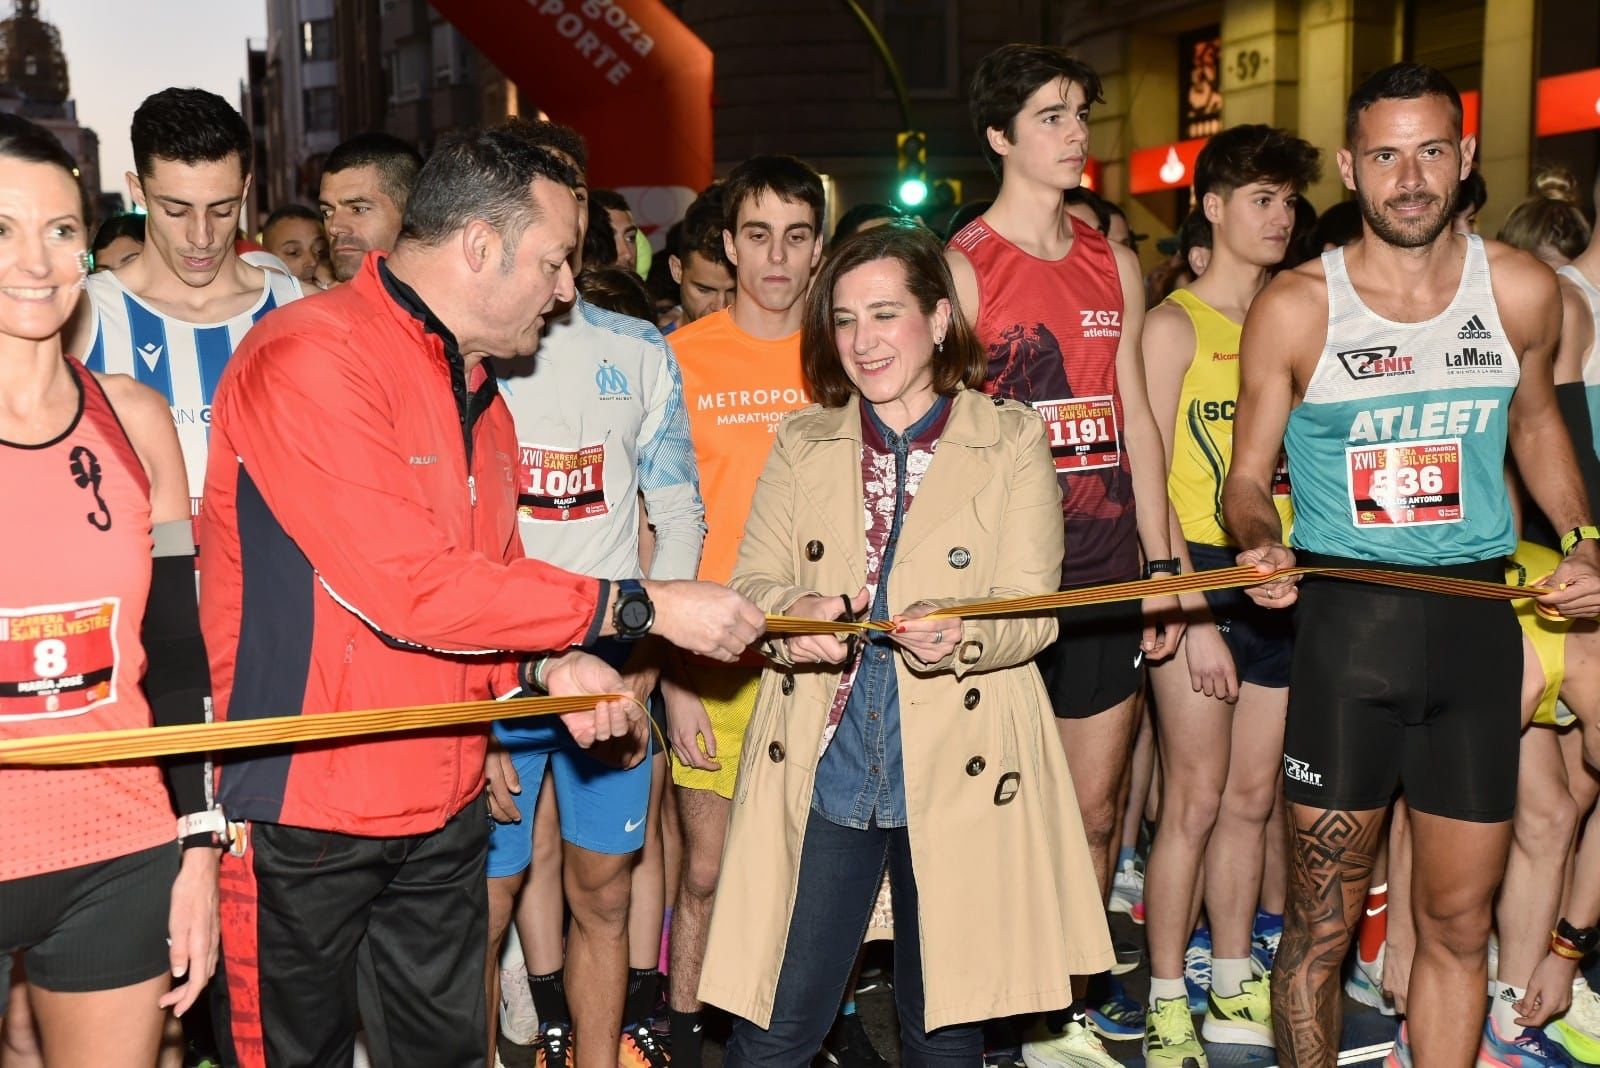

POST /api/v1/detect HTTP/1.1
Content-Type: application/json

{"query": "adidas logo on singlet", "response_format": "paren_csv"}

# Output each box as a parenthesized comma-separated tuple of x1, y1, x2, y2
(1457, 315, 1493, 340)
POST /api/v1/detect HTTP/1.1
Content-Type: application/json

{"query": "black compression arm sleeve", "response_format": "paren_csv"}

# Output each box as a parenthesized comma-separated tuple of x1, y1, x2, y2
(1557, 381, 1600, 518)
(143, 550, 214, 819)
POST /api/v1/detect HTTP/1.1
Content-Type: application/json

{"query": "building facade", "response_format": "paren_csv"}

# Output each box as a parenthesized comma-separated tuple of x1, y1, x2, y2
(0, 0, 104, 219)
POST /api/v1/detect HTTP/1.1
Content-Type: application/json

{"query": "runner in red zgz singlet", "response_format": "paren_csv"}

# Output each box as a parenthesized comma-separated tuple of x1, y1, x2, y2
(949, 213, 1137, 588)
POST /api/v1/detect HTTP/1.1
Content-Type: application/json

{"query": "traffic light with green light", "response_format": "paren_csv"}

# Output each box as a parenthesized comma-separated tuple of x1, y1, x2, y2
(896, 129, 928, 208)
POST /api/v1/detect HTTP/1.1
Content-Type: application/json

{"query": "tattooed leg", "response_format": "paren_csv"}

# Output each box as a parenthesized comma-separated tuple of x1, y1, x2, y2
(1407, 808, 1512, 1068)
(1272, 805, 1387, 1068)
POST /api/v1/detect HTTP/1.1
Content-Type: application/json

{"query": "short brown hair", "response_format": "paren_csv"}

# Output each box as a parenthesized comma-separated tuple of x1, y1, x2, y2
(802, 220, 985, 408)
(969, 44, 1103, 177)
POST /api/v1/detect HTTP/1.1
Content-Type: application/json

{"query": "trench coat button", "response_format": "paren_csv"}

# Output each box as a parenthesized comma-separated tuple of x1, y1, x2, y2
(994, 771, 1021, 805)
(781, 675, 795, 695)
(948, 546, 971, 569)
(965, 755, 986, 776)
(963, 688, 980, 710)
(769, 741, 785, 763)
(805, 540, 825, 561)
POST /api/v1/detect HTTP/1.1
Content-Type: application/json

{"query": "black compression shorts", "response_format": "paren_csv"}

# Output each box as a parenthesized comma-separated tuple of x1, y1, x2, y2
(0, 842, 177, 1003)
(1281, 552, 1521, 823)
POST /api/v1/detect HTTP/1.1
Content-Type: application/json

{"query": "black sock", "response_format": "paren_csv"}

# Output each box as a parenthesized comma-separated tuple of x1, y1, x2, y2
(1083, 970, 1112, 1006)
(1043, 1001, 1085, 1033)
(528, 969, 570, 1027)
(669, 1009, 703, 1067)
(623, 968, 661, 1029)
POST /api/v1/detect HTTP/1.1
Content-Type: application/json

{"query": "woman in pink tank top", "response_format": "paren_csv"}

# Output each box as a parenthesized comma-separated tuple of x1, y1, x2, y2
(0, 113, 219, 1066)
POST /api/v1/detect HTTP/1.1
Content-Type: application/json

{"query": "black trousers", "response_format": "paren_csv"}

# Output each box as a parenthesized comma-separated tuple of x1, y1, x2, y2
(216, 795, 489, 1068)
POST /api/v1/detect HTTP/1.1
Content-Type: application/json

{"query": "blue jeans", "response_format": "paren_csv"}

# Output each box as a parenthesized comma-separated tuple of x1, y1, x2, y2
(723, 815, 983, 1067)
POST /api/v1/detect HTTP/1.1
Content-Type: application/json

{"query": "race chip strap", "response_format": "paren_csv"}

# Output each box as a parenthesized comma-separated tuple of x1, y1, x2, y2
(1034, 394, 1120, 473)
(0, 599, 121, 722)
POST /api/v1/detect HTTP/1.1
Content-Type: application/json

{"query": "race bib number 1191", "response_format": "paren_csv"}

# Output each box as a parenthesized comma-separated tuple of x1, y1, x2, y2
(1034, 394, 1121, 473)
(1347, 438, 1464, 527)
(0, 599, 120, 722)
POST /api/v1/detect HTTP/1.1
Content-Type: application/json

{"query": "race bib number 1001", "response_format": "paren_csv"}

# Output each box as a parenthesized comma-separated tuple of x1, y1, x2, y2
(517, 443, 608, 522)
(1347, 438, 1464, 527)
(0, 599, 120, 721)
(1035, 394, 1121, 474)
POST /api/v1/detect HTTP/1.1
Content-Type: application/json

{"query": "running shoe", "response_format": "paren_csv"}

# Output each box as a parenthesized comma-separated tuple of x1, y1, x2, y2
(1131, 900, 1147, 925)
(535, 1023, 575, 1068)
(1480, 1018, 1574, 1068)
(1143, 995, 1208, 1068)
(1386, 1022, 1411, 1068)
(1087, 979, 1145, 1042)
(1250, 924, 1281, 976)
(985, 1049, 1025, 1067)
(854, 965, 893, 994)
(1345, 948, 1396, 1016)
(500, 966, 540, 1045)
(1202, 975, 1272, 1047)
(1546, 977, 1600, 1065)
(820, 1012, 889, 1067)
(1021, 1016, 1124, 1068)
(618, 1022, 671, 1067)
(1112, 937, 1144, 977)
(1109, 857, 1144, 917)
(1185, 928, 1213, 1015)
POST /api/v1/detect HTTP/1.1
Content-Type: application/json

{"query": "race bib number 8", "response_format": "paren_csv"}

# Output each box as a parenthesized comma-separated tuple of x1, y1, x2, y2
(518, 443, 608, 522)
(1347, 438, 1463, 527)
(0, 599, 120, 721)
(1035, 395, 1121, 473)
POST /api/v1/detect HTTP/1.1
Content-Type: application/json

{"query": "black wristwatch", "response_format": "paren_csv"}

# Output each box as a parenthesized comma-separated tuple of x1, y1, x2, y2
(613, 579, 655, 641)
(1559, 917, 1600, 955)
(1143, 558, 1181, 579)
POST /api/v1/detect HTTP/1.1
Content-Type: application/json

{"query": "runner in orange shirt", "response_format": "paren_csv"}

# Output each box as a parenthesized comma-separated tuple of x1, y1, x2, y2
(665, 155, 825, 1068)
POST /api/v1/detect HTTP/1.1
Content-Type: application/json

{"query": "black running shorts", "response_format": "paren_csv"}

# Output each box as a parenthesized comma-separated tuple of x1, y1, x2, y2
(1188, 542, 1294, 689)
(1281, 552, 1521, 823)
(1039, 595, 1145, 719)
(0, 841, 177, 1004)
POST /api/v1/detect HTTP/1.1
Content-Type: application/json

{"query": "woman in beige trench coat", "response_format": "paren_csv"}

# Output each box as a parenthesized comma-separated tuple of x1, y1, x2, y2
(698, 222, 1114, 1066)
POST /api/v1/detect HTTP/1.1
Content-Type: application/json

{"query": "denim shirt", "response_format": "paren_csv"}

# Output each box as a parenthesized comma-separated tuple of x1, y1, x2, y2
(811, 395, 949, 830)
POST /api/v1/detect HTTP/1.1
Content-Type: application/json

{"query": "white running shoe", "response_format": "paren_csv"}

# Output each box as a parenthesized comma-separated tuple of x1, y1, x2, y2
(498, 966, 539, 1046)
(1344, 947, 1396, 1016)
(1022, 1017, 1125, 1068)
(1547, 976, 1600, 1064)
(1108, 858, 1144, 916)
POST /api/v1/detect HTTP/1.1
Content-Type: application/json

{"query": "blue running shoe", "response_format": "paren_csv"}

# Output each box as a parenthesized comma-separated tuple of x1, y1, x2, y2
(1185, 927, 1212, 1015)
(1480, 1018, 1575, 1068)
(1088, 979, 1145, 1042)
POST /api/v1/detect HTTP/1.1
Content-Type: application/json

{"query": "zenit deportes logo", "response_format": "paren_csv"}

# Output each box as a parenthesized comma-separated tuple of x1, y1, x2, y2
(1284, 755, 1323, 787)
(1336, 346, 1414, 380)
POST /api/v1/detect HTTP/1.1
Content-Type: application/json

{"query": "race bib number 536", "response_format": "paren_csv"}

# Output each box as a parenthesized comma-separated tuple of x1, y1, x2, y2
(517, 443, 608, 522)
(1347, 438, 1463, 526)
(1035, 395, 1121, 473)
(0, 599, 120, 722)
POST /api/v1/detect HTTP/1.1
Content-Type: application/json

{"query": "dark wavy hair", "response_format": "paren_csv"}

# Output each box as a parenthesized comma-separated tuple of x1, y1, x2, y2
(132, 88, 252, 178)
(802, 220, 984, 408)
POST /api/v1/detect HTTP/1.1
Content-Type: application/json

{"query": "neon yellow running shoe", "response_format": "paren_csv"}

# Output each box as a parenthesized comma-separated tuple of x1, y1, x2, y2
(1144, 995, 1207, 1068)
(1202, 974, 1273, 1047)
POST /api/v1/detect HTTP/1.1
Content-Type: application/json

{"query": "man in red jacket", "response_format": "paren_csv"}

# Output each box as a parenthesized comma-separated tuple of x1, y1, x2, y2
(200, 128, 761, 1068)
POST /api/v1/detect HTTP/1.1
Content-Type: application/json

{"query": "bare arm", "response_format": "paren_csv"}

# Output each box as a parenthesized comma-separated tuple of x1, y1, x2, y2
(945, 247, 980, 326)
(1500, 252, 1600, 615)
(1223, 274, 1317, 604)
(1113, 244, 1174, 566)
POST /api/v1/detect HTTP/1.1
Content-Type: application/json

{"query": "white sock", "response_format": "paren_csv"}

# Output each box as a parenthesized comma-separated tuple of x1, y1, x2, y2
(1149, 976, 1187, 1008)
(1490, 981, 1526, 1034)
(1212, 957, 1253, 998)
